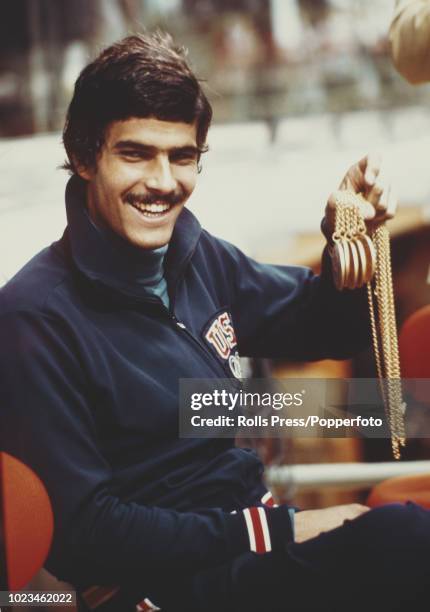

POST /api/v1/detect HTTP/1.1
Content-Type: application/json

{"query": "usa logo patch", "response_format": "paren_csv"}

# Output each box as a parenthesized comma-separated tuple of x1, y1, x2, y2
(203, 310, 242, 378)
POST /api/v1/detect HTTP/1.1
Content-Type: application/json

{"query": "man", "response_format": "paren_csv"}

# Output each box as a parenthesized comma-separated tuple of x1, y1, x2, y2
(0, 32, 429, 612)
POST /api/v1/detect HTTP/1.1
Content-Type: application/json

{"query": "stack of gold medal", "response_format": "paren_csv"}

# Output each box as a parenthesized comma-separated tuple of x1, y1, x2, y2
(329, 190, 406, 459)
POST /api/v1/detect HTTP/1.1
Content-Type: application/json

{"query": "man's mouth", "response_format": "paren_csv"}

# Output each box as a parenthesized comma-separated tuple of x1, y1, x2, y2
(129, 201, 173, 218)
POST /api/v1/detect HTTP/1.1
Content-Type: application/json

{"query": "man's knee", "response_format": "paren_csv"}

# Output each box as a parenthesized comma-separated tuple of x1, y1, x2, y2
(355, 501, 430, 552)
(289, 502, 430, 576)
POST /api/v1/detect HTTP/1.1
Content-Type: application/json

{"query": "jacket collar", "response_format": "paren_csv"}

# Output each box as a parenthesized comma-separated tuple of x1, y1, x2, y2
(64, 175, 201, 301)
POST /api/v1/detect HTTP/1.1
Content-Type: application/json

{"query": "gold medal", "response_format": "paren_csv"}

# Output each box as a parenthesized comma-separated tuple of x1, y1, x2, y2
(346, 239, 360, 289)
(357, 234, 376, 283)
(331, 241, 346, 290)
(354, 235, 367, 288)
(340, 239, 350, 289)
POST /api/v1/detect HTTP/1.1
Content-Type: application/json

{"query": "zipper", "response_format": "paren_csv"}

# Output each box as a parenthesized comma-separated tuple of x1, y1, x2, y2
(167, 311, 230, 378)
(122, 273, 233, 379)
(164, 268, 231, 378)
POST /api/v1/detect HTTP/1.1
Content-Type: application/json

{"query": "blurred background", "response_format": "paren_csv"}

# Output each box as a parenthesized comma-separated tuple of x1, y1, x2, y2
(1, 3, 430, 600)
(1, 1, 430, 280)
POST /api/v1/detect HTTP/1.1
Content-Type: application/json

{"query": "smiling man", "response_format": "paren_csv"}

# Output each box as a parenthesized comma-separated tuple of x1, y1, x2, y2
(1, 32, 429, 612)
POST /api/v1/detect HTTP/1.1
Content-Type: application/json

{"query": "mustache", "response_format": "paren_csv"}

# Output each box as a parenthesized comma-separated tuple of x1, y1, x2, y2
(124, 190, 186, 206)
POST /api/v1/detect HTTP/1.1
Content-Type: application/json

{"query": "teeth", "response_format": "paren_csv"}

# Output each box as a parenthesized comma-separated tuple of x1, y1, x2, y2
(132, 202, 170, 213)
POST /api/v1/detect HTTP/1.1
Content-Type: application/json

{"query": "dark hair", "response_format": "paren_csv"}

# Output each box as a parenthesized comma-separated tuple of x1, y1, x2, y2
(62, 31, 212, 174)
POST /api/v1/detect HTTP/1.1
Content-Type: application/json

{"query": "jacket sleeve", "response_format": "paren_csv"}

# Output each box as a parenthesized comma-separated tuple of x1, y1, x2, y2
(0, 310, 293, 588)
(389, 0, 430, 84)
(216, 238, 371, 361)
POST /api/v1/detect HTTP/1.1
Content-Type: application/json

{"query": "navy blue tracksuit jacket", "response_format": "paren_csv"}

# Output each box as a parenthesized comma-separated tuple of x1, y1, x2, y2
(0, 176, 374, 609)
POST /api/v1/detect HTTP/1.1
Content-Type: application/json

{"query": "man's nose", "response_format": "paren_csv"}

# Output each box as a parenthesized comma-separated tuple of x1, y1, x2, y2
(145, 156, 177, 193)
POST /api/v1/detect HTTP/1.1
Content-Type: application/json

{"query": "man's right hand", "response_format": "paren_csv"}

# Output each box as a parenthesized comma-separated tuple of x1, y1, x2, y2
(294, 504, 370, 543)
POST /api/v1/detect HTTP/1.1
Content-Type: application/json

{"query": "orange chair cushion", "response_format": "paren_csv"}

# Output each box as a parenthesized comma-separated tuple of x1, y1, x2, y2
(399, 305, 430, 404)
(1, 452, 54, 590)
(400, 304, 430, 379)
(367, 473, 430, 509)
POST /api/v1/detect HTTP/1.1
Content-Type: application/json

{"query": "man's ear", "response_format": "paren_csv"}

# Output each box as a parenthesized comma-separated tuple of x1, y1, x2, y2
(73, 157, 93, 181)
(76, 166, 92, 181)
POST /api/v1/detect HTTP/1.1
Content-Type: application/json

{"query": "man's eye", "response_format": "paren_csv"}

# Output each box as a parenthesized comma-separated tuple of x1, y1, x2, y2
(170, 153, 197, 164)
(121, 151, 151, 160)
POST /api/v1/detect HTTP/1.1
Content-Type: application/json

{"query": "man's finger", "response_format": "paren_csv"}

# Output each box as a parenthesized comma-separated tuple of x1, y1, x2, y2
(375, 184, 390, 212)
(358, 198, 376, 221)
(361, 152, 382, 186)
(386, 187, 398, 220)
(366, 181, 384, 208)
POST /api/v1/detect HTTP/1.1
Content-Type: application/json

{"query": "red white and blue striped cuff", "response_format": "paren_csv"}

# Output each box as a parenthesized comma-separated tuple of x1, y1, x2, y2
(243, 507, 272, 554)
(230, 493, 294, 556)
(261, 491, 277, 508)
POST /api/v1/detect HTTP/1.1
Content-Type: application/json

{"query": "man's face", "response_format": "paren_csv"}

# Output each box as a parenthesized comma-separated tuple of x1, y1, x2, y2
(78, 117, 199, 249)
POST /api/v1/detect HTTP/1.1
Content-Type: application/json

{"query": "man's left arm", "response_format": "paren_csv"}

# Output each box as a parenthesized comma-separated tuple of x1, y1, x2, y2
(224, 154, 397, 361)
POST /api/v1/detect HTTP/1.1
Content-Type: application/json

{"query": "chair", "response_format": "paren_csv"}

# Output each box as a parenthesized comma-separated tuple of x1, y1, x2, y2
(0, 452, 53, 590)
(398, 304, 430, 404)
(367, 473, 430, 508)
(367, 305, 430, 508)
